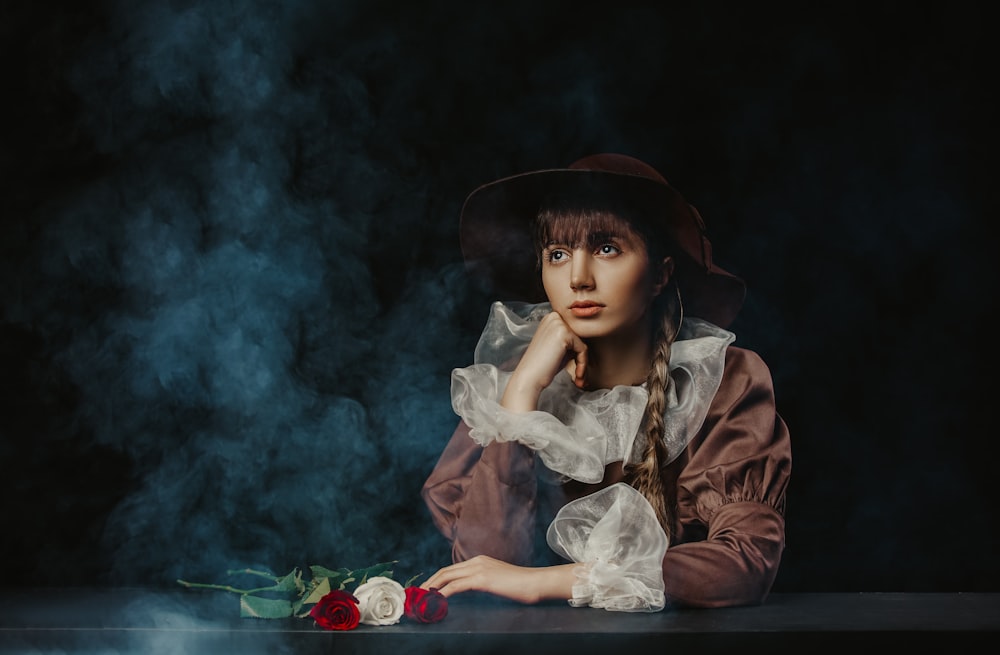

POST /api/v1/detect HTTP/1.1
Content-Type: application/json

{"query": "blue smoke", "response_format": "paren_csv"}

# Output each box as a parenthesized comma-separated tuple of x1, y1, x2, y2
(24, 0, 468, 585)
(3, 0, 993, 596)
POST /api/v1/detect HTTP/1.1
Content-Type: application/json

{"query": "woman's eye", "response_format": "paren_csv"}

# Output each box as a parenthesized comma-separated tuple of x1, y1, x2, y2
(598, 244, 620, 255)
(546, 249, 567, 263)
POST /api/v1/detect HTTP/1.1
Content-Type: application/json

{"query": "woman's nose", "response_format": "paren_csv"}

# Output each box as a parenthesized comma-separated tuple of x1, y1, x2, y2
(570, 252, 594, 290)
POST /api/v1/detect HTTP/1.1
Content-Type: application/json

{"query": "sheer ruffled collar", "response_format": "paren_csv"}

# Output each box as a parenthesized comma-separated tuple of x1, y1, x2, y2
(466, 301, 735, 471)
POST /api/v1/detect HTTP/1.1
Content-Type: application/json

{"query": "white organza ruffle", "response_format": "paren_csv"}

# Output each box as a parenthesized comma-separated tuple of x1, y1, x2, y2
(643, 309, 736, 466)
(451, 301, 735, 483)
(547, 483, 668, 612)
(451, 364, 647, 484)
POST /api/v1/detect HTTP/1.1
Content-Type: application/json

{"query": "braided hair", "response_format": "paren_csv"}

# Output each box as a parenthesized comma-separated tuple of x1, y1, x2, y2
(626, 283, 681, 540)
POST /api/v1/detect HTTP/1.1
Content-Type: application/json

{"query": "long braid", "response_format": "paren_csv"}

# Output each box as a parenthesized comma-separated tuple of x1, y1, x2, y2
(626, 284, 681, 540)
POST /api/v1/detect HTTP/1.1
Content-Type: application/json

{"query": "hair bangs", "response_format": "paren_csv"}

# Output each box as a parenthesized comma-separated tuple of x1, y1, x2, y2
(534, 207, 645, 253)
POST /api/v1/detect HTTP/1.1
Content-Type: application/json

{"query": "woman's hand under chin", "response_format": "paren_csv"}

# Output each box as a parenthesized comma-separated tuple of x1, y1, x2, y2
(502, 311, 588, 413)
(420, 555, 576, 605)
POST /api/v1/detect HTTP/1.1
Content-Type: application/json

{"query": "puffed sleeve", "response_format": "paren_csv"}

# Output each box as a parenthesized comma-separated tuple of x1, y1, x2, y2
(421, 420, 539, 565)
(661, 346, 791, 608)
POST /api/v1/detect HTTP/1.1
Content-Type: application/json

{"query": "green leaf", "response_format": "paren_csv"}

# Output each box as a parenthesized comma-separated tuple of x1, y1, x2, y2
(240, 594, 294, 619)
(352, 561, 396, 584)
(310, 565, 350, 578)
(309, 566, 350, 590)
(300, 577, 331, 607)
(273, 569, 302, 593)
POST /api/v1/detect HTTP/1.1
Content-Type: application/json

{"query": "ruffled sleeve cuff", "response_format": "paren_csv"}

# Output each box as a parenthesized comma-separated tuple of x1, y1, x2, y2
(450, 364, 646, 484)
(545, 483, 668, 612)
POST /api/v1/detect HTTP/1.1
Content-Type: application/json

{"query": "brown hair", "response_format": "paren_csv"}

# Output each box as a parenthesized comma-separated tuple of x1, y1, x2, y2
(534, 204, 682, 539)
(629, 285, 681, 541)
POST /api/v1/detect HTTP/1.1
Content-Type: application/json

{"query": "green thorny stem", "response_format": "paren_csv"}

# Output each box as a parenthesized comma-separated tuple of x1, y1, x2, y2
(176, 568, 296, 595)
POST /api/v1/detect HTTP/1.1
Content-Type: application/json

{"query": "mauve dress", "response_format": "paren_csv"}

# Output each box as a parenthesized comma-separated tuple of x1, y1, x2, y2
(422, 345, 791, 609)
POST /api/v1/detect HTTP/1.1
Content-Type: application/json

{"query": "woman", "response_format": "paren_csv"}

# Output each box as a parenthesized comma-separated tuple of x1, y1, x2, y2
(420, 154, 791, 610)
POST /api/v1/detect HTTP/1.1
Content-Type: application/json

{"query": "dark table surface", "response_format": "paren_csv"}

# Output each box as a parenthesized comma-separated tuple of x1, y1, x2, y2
(1, 588, 998, 654)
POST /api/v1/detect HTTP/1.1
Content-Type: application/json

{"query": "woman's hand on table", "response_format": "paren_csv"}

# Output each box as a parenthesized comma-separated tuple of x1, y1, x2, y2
(421, 555, 576, 605)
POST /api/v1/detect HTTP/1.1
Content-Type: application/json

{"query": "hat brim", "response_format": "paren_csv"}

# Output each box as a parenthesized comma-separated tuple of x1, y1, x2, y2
(459, 168, 746, 329)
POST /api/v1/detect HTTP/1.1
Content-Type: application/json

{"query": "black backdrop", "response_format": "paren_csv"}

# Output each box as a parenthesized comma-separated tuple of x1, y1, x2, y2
(1, 0, 996, 593)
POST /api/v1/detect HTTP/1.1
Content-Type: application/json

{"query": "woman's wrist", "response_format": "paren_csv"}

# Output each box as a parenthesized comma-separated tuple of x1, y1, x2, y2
(500, 370, 543, 412)
(535, 563, 577, 602)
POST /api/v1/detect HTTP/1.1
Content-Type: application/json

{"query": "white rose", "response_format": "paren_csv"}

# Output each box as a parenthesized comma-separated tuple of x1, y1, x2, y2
(353, 576, 406, 626)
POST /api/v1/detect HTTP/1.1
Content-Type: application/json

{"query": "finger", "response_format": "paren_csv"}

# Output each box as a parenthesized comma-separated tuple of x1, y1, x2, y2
(573, 338, 588, 388)
(421, 568, 453, 590)
(422, 568, 480, 598)
(433, 563, 497, 598)
(429, 580, 464, 598)
(421, 559, 476, 590)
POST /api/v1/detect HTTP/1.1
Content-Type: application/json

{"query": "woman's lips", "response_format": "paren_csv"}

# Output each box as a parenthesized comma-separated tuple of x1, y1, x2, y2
(570, 302, 603, 317)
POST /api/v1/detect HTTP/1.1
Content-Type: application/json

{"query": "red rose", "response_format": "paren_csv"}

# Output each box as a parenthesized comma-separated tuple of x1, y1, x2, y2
(310, 589, 361, 631)
(403, 586, 448, 624)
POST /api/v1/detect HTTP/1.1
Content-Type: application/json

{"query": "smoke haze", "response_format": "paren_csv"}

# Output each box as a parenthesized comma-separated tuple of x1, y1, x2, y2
(1, 0, 995, 592)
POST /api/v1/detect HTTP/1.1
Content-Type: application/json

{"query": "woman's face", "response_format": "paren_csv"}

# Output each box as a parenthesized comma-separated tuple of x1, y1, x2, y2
(540, 216, 666, 341)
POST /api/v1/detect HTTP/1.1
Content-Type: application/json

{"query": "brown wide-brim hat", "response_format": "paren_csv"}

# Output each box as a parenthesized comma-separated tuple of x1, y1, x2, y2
(459, 153, 746, 329)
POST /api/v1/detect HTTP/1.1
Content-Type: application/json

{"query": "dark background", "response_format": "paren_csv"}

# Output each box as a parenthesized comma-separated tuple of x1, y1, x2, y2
(1, 0, 995, 593)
